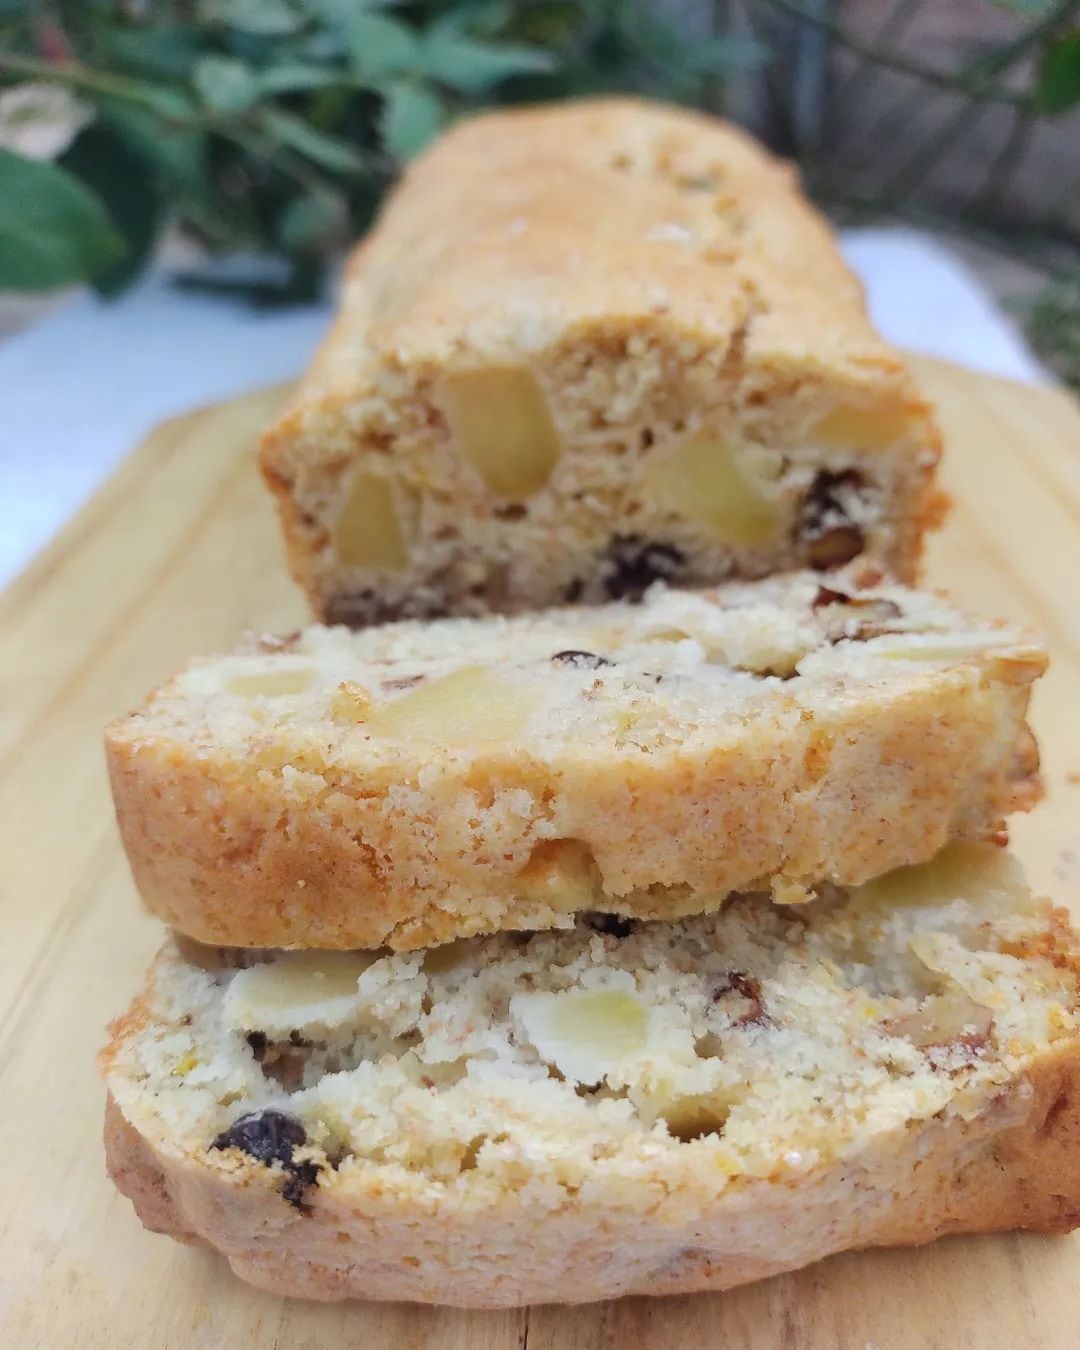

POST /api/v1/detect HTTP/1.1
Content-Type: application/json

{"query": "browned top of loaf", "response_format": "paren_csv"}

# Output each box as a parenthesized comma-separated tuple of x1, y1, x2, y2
(274, 98, 913, 423)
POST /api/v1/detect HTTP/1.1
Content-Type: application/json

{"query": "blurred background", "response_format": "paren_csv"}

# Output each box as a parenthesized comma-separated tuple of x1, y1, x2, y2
(1, 0, 1078, 577)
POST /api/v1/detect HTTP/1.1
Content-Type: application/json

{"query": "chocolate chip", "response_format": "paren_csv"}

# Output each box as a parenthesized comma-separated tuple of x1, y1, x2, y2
(586, 913, 637, 938)
(800, 471, 867, 570)
(211, 1109, 306, 1167)
(288, 1030, 313, 1048)
(551, 650, 612, 669)
(245, 1030, 268, 1062)
(563, 578, 585, 603)
(601, 535, 685, 601)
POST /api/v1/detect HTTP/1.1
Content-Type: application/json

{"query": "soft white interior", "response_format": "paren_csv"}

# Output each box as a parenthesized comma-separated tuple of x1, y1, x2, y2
(124, 569, 1029, 764)
(108, 843, 1080, 1194)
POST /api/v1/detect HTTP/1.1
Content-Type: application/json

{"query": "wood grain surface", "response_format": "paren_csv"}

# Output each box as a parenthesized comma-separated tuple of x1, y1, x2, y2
(1, 357, 1079, 1349)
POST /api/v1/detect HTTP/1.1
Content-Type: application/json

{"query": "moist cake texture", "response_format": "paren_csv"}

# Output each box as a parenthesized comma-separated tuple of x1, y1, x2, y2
(261, 98, 943, 625)
(102, 844, 1080, 1306)
(105, 567, 1045, 951)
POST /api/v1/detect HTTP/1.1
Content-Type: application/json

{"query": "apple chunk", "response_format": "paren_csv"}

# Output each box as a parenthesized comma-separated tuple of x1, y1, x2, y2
(442, 367, 561, 499)
(644, 432, 780, 546)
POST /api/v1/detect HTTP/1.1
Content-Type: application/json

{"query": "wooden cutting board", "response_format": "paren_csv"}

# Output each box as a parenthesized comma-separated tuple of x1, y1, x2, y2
(2, 356, 1080, 1350)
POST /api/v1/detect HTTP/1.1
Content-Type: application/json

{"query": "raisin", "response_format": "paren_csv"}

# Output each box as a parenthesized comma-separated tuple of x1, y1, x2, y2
(211, 1109, 322, 1210)
(601, 535, 685, 601)
(211, 1109, 306, 1167)
(800, 471, 866, 570)
(281, 1160, 321, 1211)
(245, 1030, 268, 1062)
(551, 650, 612, 668)
(587, 913, 637, 938)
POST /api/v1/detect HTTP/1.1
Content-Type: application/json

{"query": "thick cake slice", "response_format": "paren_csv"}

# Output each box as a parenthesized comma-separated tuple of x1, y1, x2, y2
(105, 567, 1044, 951)
(260, 98, 942, 626)
(102, 845, 1080, 1307)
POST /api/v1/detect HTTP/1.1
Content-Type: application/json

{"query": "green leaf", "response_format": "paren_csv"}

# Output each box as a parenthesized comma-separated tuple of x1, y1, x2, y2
(380, 81, 443, 160)
(346, 13, 420, 80)
(1036, 29, 1080, 114)
(0, 148, 126, 291)
(422, 33, 553, 92)
(304, 0, 405, 20)
(60, 121, 162, 296)
(277, 188, 347, 251)
(200, 0, 304, 34)
(194, 54, 261, 110)
(258, 62, 342, 94)
(94, 99, 210, 198)
(259, 107, 368, 172)
(102, 26, 204, 81)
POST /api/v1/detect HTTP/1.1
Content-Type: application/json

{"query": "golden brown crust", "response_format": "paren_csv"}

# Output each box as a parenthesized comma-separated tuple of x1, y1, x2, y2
(259, 98, 942, 624)
(102, 1040, 1080, 1307)
(106, 650, 1042, 951)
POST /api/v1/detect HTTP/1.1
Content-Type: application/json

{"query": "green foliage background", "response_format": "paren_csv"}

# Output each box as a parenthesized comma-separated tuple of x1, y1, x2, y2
(0, 1, 767, 300)
(0, 1, 1077, 380)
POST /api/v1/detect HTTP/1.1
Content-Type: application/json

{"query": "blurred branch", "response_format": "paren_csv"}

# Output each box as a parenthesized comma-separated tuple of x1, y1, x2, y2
(763, 0, 1079, 108)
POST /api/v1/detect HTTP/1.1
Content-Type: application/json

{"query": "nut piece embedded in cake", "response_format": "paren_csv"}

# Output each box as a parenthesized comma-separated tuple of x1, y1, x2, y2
(334, 472, 410, 570)
(512, 985, 648, 1084)
(223, 951, 375, 1038)
(889, 988, 993, 1050)
(643, 433, 781, 546)
(441, 368, 562, 500)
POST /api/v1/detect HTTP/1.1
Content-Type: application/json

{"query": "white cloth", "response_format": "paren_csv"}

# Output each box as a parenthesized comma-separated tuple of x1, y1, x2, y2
(0, 227, 1049, 588)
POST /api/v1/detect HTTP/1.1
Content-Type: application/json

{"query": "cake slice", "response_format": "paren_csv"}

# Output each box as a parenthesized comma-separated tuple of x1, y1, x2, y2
(105, 567, 1044, 952)
(260, 98, 942, 626)
(102, 843, 1080, 1307)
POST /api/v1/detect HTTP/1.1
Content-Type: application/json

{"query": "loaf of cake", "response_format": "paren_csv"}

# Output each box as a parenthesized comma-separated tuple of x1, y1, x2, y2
(261, 98, 943, 626)
(105, 567, 1044, 952)
(102, 843, 1080, 1306)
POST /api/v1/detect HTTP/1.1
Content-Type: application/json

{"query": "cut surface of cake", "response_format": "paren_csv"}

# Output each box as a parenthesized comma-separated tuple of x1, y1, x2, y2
(105, 567, 1045, 951)
(103, 844, 1080, 1307)
(260, 98, 943, 625)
